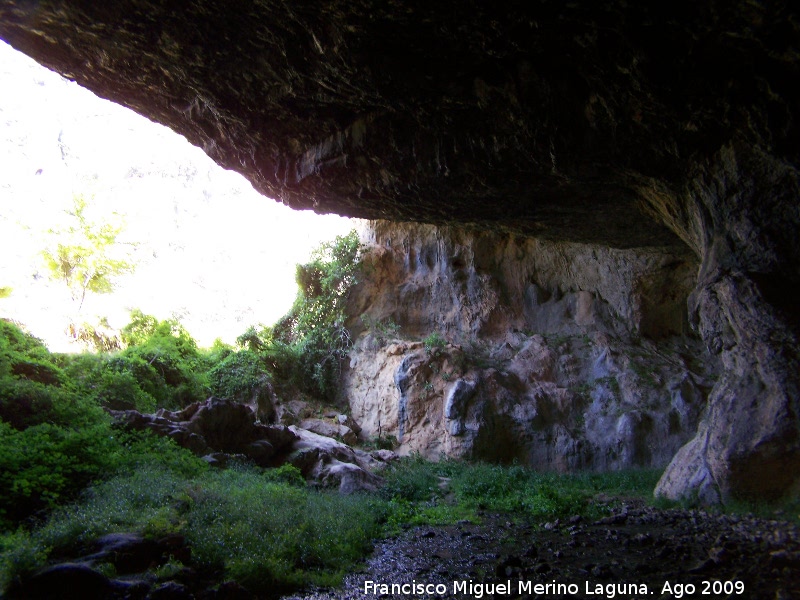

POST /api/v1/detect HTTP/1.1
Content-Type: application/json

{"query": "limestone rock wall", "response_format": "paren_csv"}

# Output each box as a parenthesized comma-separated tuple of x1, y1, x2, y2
(651, 145, 800, 503)
(343, 222, 712, 472)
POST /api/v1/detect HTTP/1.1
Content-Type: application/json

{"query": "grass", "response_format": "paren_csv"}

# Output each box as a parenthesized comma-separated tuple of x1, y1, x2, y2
(1, 462, 386, 594)
(6, 453, 799, 595)
(185, 466, 385, 592)
(380, 457, 664, 523)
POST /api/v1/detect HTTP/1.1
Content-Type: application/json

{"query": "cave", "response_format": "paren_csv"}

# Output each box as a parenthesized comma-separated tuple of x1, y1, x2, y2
(1, 0, 798, 506)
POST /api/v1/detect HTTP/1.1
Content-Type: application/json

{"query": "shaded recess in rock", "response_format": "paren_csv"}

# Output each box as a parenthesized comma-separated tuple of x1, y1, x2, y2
(2, 1, 799, 502)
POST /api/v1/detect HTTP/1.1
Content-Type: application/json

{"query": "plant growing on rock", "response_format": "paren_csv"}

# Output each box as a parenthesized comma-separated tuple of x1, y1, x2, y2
(207, 349, 268, 403)
(241, 231, 363, 401)
(360, 315, 401, 346)
(423, 331, 447, 357)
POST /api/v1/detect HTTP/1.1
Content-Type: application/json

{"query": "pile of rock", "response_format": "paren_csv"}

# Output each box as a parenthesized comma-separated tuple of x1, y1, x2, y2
(109, 397, 394, 494)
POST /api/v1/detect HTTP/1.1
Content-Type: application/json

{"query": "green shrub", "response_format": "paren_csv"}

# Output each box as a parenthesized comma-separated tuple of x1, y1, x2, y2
(0, 420, 118, 526)
(0, 529, 47, 591)
(58, 353, 157, 412)
(423, 331, 447, 356)
(208, 350, 267, 402)
(119, 309, 160, 347)
(239, 231, 363, 401)
(261, 463, 306, 487)
(0, 377, 105, 430)
(0, 320, 53, 365)
(202, 338, 234, 366)
(379, 460, 664, 522)
(360, 315, 401, 346)
(380, 457, 445, 502)
(276, 230, 362, 400)
(0, 320, 63, 387)
(115, 311, 209, 409)
(0, 316, 211, 529)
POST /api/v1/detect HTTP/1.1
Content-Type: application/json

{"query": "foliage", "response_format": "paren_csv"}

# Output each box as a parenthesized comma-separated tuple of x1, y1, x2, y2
(116, 309, 209, 409)
(235, 325, 266, 352)
(0, 320, 54, 372)
(380, 458, 664, 523)
(40, 194, 136, 312)
(423, 331, 447, 356)
(0, 421, 118, 525)
(186, 467, 382, 592)
(2, 461, 381, 594)
(360, 315, 401, 346)
(0, 287, 11, 299)
(0, 321, 103, 428)
(59, 353, 157, 412)
(379, 455, 444, 502)
(207, 349, 268, 402)
(0, 316, 213, 529)
(67, 318, 122, 352)
(240, 231, 363, 400)
(51, 311, 210, 413)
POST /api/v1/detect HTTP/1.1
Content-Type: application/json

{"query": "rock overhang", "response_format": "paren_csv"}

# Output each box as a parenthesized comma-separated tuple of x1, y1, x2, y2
(3, 0, 800, 502)
(2, 0, 796, 251)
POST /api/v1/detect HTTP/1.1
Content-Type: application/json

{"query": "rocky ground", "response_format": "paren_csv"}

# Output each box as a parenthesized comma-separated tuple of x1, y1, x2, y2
(285, 501, 800, 600)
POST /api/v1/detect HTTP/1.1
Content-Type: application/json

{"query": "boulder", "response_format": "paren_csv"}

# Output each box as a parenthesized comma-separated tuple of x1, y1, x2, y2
(109, 397, 297, 467)
(6, 563, 124, 600)
(109, 398, 387, 492)
(299, 418, 358, 446)
(288, 426, 383, 493)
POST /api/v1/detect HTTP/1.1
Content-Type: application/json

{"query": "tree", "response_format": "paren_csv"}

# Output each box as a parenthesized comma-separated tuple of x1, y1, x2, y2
(41, 195, 136, 313)
(270, 230, 362, 399)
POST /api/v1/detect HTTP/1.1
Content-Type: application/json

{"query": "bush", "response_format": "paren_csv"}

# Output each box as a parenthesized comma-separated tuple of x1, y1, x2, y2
(58, 353, 157, 412)
(0, 317, 211, 529)
(0, 420, 118, 526)
(380, 456, 445, 502)
(0, 320, 63, 386)
(115, 311, 209, 409)
(0, 321, 52, 364)
(379, 459, 664, 522)
(239, 231, 363, 401)
(186, 467, 382, 592)
(0, 377, 105, 430)
(208, 350, 267, 402)
(423, 331, 447, 356)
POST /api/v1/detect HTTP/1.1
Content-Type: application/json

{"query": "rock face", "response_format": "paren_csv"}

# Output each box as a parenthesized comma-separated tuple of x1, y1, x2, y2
(345, 222, 712, 471)
(2, 1, 798, 502)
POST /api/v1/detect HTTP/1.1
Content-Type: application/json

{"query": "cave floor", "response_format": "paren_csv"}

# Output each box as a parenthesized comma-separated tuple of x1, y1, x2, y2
(283, 500, 800, 600)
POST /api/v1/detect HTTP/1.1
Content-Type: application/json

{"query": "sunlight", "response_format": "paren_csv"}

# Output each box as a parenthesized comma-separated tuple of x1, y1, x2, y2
(0, 40, 357, 350)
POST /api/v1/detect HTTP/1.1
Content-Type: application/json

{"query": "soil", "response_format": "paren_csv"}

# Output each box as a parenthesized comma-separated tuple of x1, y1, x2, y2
(283, 500, 800, 600)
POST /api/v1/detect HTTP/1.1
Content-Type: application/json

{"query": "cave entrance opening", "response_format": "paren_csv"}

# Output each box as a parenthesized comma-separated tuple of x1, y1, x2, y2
(0, 40, 356, 352)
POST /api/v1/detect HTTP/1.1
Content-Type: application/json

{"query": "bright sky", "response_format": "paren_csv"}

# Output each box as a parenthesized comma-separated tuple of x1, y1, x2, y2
(0, 40, 357, 350)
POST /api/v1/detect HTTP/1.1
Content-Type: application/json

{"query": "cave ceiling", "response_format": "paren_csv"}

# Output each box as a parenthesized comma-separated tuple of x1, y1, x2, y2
(1, 1, 797, 249)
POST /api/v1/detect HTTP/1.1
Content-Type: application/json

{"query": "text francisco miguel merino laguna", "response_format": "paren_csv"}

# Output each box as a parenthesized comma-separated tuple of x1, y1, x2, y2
(363, 579, 655, 598)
